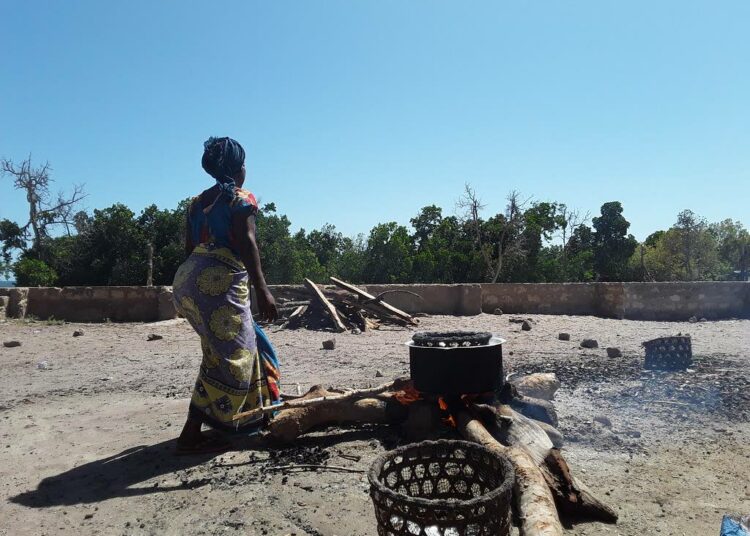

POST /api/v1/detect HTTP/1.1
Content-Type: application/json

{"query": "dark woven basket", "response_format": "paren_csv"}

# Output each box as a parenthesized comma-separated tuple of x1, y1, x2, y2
(368, 440, 514, 536)
(643, 336, 692, 370)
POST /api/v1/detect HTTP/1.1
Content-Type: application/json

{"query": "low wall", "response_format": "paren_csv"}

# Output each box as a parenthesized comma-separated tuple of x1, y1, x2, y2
(363, 284, 482, 316)
(1, 281, 748, 322)
(481, 282, 749, 320)
(622, 282, 750, 321)
(0, 286, 176, 322)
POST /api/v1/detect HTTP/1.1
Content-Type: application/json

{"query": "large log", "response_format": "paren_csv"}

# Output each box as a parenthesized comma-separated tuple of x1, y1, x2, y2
(499, 383, 559, 426)
(455, 409, 564, 536)
(266, 386, 391, 442)
(233, 381, 398, 422)
(542, 449, 618, 523)
(472, 403, 617, 524)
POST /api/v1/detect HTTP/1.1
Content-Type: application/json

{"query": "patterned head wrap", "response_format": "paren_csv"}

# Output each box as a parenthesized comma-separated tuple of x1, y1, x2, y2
(201, 137, 246, 201)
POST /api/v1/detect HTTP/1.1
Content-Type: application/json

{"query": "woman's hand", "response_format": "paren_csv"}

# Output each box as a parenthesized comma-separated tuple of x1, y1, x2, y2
(255, 287, 278, 322)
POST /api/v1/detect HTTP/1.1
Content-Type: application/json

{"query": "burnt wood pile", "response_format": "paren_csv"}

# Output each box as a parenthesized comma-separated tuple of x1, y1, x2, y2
(275, 277, 419, 332)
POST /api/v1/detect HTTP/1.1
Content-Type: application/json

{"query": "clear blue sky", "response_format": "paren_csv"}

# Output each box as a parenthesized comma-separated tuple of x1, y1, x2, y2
(1, 1, 748, 241)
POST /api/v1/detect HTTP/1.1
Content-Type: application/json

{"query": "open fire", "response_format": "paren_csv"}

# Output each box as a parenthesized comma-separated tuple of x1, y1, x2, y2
(254, 330, 618, 536)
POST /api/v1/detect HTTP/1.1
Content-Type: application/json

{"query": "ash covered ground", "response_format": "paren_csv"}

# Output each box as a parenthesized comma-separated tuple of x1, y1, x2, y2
(1, 314, 748, 535)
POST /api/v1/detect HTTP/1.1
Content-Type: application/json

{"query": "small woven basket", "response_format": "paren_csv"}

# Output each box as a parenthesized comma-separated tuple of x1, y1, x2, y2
(368, 440, 514, 536)
(643, 335, 692, 370)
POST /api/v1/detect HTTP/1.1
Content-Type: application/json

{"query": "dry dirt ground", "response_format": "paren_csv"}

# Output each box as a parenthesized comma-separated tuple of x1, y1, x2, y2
(1, 314, 749, 536)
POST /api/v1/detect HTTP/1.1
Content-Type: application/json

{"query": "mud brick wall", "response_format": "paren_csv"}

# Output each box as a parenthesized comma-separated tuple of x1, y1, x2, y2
(622, 282, 750, 320)
(0, 286, 176, 322)
(1, 282, 747, 322)
(481, 282, 749, 320)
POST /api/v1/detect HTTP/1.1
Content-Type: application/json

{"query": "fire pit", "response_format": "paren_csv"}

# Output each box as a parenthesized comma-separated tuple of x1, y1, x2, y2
(368, 439, 514, 536)
(408, 331, 505, 395)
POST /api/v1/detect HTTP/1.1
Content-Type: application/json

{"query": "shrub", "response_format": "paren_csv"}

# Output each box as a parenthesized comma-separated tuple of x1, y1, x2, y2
(14, 258, 58, 287)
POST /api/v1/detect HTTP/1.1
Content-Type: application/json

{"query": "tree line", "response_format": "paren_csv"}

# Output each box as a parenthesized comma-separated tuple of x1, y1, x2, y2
(1, 157, 748, 286)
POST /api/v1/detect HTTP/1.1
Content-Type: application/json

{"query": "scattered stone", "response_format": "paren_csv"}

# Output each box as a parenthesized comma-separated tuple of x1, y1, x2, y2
(351, 328, 362, 335)
(322, 339, 336, 350)
(688, 316, 698, 323)
(375, 370, 384, 378)
(521, 320, 532, 331)
(147, 334, 163, 341)
(699, 317, 707, 323)
(593, 415, 612, 428)
(84, 513, 94, 520)
(37, 361, 50, 370)
(558, 333, 570, 341)
(3, 340, 21, 348)
(606, 347, 622, 358)
(508, 317, 525, 324)
(623, 430, 641, 438)
(580, 339, 598, 349)
(492, 308, 503, 315)
(73, 330, 85, 337)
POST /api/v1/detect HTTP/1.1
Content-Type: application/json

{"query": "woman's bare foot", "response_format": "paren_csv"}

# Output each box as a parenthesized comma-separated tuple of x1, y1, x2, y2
(175, 415, 231, 456)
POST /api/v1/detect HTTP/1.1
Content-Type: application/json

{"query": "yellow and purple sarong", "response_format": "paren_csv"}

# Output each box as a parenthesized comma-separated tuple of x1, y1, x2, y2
(172, 245, 281, 433)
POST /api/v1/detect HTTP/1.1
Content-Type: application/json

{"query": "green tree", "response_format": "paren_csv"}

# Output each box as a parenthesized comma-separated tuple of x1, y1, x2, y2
(330, 234, 367, 283)
(363, 222, 414, 283)
(304, 223, 345, 268)
(410, 205, 443, 252)
(710, 219, 750, 279)
(592, 202, 637, 281)
(76, 204, 146, 285)
(138, 202, 187, 285)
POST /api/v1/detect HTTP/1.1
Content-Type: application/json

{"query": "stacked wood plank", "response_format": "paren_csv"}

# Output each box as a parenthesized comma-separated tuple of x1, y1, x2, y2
(277, 277, 419, 332)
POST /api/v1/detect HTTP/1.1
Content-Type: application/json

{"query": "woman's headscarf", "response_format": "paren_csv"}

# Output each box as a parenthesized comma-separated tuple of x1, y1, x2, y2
(202, 136, 245, 201)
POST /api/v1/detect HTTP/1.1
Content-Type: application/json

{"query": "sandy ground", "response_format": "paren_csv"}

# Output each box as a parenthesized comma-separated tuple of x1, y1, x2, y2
(1, 314, 749, 536)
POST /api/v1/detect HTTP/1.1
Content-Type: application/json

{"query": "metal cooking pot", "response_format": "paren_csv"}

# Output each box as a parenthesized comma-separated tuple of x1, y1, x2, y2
(407, 334, 505, 395)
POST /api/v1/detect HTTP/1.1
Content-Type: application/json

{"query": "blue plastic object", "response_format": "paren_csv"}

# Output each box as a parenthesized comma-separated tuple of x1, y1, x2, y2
(721, 515, 750, 536)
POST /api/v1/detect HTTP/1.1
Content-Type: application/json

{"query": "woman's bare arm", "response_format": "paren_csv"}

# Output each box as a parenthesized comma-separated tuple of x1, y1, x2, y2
(232, 211, 277, 321)
(184, 218, 194, 257)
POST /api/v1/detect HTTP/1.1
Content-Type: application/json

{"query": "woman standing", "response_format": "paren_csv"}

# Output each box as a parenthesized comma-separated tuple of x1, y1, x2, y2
(172, 136, 280, 455)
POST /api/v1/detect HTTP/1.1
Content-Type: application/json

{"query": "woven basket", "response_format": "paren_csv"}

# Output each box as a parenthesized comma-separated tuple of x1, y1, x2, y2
(368, 440, 514, 536)
(643, 336, 692, 370)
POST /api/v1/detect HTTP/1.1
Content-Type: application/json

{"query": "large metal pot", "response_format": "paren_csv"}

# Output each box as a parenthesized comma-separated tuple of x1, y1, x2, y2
(407, 333, 505, 395)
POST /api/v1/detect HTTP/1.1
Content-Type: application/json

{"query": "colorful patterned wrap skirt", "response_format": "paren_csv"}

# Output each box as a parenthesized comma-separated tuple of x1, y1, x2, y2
(172, 245, 281, 433)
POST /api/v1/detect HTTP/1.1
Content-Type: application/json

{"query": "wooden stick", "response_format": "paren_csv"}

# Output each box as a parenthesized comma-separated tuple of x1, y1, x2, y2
(303, 279, 347, 332)
(330, 294, 409, 326)
(329, 277, 418, 325)
(267, 464, 364, 474)
(288, 304, 307, 320)
(455, 409, 564, 536)
(232, 381, 396, 421)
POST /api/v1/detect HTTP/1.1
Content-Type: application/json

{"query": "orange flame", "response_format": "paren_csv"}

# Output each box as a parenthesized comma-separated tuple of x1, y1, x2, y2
(438, 396, 457, 428)
(394, 383, 422, 406)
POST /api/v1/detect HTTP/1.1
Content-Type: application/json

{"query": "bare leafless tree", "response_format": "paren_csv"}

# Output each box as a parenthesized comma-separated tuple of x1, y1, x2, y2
(1, 156, 86, 258)
(457, 184, 528, 282)
(558, 205, 590, 260)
